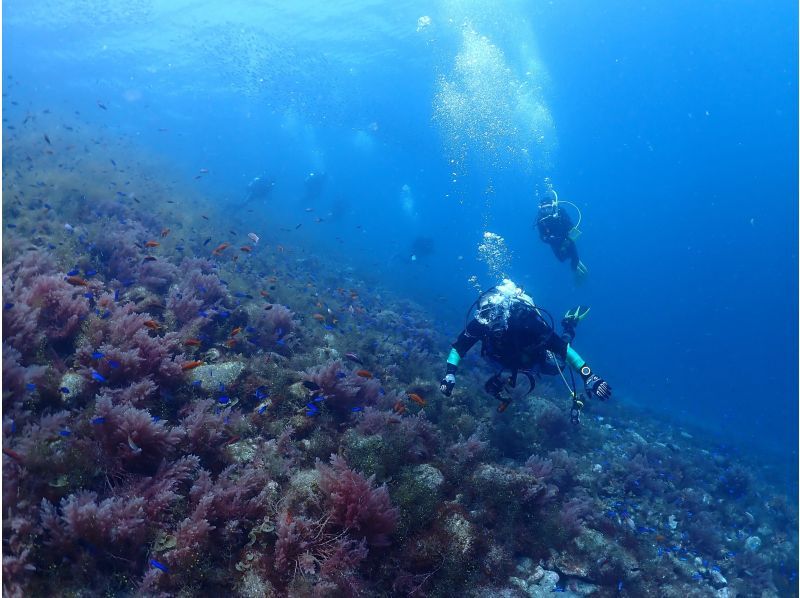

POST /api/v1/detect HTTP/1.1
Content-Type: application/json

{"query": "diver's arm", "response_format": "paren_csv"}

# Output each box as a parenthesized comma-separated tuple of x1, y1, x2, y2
(563, 343, 612, 401)
(440, 319, 484, 396)
(542, 330, 611, 400)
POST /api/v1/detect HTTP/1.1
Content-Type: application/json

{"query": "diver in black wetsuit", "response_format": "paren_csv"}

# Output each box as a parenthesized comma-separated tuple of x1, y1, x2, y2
(240, 175, 275, 209)
(536, 191, 587, 279)
(439, 280, 609, 413)
(303, 171, 327, 203)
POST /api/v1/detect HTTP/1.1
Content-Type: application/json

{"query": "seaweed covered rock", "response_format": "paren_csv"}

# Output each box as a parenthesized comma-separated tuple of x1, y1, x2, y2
(393, 463, 445, 536)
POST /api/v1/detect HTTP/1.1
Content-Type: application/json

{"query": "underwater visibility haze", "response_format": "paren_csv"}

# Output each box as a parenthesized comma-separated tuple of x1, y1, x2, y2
(2, 1, 797, 596)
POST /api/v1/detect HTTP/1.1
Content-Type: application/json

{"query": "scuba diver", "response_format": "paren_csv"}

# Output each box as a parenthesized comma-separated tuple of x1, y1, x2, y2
(303, 171, 327, 203)
(240, 174, 275, 208)
(439, 280, 610, 419)
(536, 189, 588, 279)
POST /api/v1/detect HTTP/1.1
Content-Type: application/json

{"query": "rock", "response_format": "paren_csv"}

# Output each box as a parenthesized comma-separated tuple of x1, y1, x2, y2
(529, 564, 545, 583)
(225, 438, 258, 463)
(567, 579, 599, 595)
(58, 372, 85, 400)
(668, 514, 678, 530)
(414, 463, 445, 491)
(443, 512, 475, 556)
(629, 431, 647, 444)
(710, 569, 728, 588)
(744, 536, 762, 552)
(516, 557, 535, 576)
(552, 553, 590, 578)
(188, 361, 245, 390)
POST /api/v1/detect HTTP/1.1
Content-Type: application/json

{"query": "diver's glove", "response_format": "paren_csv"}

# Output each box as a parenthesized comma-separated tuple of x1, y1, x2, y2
(440, 374, 456, 397)
(579, 365, 612, 401)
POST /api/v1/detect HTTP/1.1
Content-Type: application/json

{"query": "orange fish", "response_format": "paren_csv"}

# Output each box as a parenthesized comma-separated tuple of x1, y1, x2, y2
(408, 393, 426, 407)
(260, 290, 270, 297)
(240, 245, 252, 253)
(181, 360, 203, 371)
(160, 228, 170, 237)
(184, 338, 202, 346)
(312, 313, 326, 322)
(212, 243, 230, 255)
(393, 400, 406, 414)
(143, 320, 161, 330)
(225, 338, 237, 348)
(355, 370, 373, 379)
(230, 327, 242, 337)
(144, 240, 160, 248)
(65, 275, 89, 287)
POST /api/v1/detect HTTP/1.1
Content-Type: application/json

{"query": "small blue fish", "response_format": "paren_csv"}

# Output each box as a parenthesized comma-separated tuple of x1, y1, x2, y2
(305, 403, 319, 416)
(100, 311, 111, 319)
(336, 372, 347, 379)
(351, 407, 363, 412)
(91, 417, 105, 425)
(151, 415, 160, 422)
(4, 303, 14, 310)
(150, 559, 168, 573)
(25, 383, 36, 391)
(91, 370, 107, 383)
(10, 419, 16, 434)
(198, 310, 209, 318)
(113, 289, 120, 301)
(257, 405, 267, 414)
(107, 359, 120, 369)
(59, 429, 72, 437)
(218, 310, 230, 318)
(85, 269, 97, 277)
(192, 380, 202, 387)
(255, 386, 269, 399)
(6, 223, 16, 228)
(60, 387, 70, 394)
(617, 581, 623, 592)
(218, 396, 230, 405)
(67, 268, 80, 276)
(92, 351, 104, 359)
(83, 292, 93, 300)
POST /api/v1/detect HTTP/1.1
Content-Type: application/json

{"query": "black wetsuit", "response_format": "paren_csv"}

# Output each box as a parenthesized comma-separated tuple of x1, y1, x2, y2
(536, 204, 580, 271)
(449, 301, 569, 387)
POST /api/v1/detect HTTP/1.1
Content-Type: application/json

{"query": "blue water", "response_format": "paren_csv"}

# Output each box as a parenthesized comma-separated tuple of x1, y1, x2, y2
(4, 0, 796, 479)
